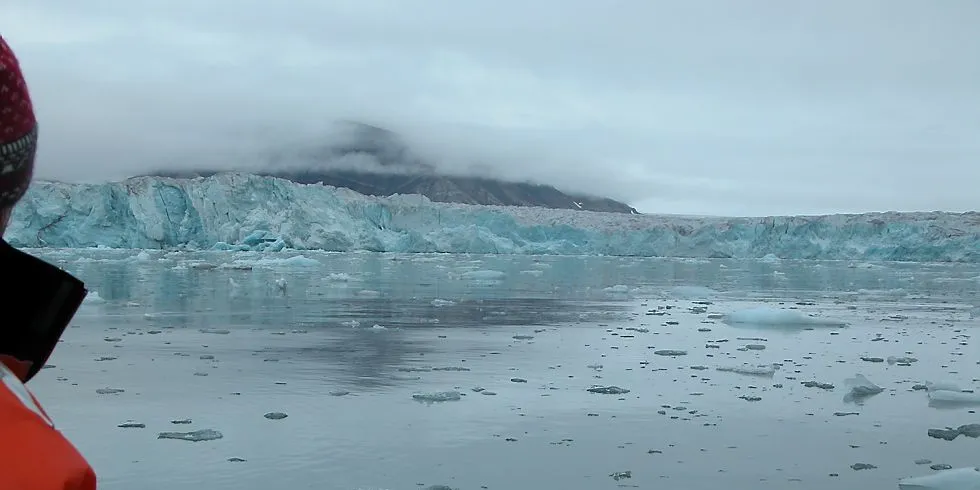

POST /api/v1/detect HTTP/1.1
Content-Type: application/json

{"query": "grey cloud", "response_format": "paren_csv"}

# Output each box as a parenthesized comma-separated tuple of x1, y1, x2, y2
(1, 0, 978, 215)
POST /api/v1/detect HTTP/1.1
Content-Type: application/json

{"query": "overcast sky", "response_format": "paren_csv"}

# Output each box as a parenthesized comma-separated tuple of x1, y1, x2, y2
(2, 1, 979, 216)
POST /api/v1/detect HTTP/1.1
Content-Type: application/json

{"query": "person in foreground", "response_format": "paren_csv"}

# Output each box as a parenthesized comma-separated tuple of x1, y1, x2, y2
(0, 35, 97, 489)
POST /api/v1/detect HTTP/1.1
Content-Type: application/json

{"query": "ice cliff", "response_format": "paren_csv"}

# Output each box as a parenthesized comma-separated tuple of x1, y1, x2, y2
(7, 173, 980, 262)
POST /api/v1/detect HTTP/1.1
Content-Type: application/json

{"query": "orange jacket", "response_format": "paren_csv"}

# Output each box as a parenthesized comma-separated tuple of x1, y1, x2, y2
(0, 357, 96, 489)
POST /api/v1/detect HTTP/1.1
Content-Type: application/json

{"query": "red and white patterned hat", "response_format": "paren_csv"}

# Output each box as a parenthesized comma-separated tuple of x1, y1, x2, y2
(0, 35, 37, 209)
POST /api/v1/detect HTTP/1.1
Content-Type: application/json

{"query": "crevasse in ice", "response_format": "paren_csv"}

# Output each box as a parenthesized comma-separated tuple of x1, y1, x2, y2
(8, 173, 980, 262)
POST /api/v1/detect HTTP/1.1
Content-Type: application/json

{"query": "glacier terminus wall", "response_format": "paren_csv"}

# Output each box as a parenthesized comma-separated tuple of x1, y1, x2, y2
(7, 173, 980, 262)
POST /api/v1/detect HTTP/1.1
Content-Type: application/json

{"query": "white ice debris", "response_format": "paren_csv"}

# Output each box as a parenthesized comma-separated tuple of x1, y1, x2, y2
(587, 386, 630, 395)
(723, 307, 846, 328)
(460, 270, 506, 280)
(226, 255, 320, 269)
(888, 356, 918, 365)
(412, 391, 462, 403)
(274, 277, 287, 293)
(326, 272, 352, 282)
(897, 467, 980, 490)
(157, 429, 224, 442)
(431, 299, 455, 307)
(716, 364, 778, 377)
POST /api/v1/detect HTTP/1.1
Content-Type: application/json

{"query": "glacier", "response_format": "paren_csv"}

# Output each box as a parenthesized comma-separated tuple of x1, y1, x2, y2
(7, 173, 980, 262)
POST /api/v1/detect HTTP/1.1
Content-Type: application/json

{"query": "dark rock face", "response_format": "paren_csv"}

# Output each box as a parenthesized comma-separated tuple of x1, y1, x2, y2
(153, 122, 639, 214)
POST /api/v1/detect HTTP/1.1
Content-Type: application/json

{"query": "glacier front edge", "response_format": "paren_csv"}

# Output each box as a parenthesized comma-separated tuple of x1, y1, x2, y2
(7, 173, 980, 262)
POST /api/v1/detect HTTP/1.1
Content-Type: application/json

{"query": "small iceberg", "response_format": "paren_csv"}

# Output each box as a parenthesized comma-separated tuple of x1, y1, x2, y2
(925, 381, 963, 392)
(843, 374, 884, 404)
(231, 255, 320, 268)
(460, 270, 505, 281)
(669, 286, 719, 300)
(587, 386, 630, 395)
(604, 285, 631, 294)
(723, 307, 846, 328)
(716, 364, 778, 377)
(898, 466, 980, 490)
(928, 390, 980, 408)
(83, 291, 106, 305)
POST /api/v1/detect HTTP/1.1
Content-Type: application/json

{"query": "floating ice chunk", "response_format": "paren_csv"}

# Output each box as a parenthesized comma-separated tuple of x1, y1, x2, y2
(760, 254, 781, 264)
(888, 356, 919, 365)
(849, 262, 883, 270)
(925, 382, 963, 392)
(604, 285, 631, 294)
(274, 277, 287, 293)
(341, 320, 360, 328)
(83, 291, 106, 304)
(357, 290, 381, 297)
(158, 429, 224, 442)
(587, 386, 630, 395)
(716, 364, 778, 377)
(843, 374, 885, 403)
(669, 286, 719, 299)
(897, 467, 980, 490)
(326, 272, 352, 282)
(928, 390, 980, 407)
(928, 428, 962, 441)
(431, 299, 455, 307)
(959, 424, 980, 438)
(371, 324, 387, 331)
(225, 256, 318, 269)
(412, 391, 462, 403)
(460, 270, 505, 280)
(723, 307, 846, 328)
(520, 270, 544, 277)
(654, 350, 688, 356)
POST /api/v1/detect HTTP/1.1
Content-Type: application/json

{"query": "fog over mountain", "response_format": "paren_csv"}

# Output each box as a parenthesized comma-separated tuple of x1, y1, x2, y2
(153, 121, 639, 214)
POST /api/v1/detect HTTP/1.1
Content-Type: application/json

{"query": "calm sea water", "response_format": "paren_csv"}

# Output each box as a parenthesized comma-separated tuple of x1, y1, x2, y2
(28, 250, 980, 490)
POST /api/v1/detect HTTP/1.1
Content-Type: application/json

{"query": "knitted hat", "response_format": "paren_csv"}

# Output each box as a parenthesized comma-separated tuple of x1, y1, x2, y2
(0, 35, 37, 209)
